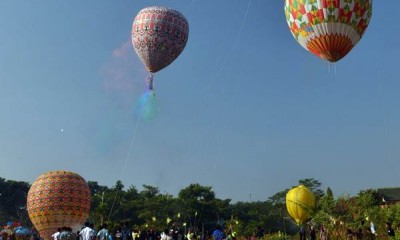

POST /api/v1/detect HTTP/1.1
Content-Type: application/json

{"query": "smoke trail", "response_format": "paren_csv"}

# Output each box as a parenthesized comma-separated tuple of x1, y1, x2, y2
(101, 40, 144, 93)
(112, 41, 131, 59)
(136, 90, 158, 120)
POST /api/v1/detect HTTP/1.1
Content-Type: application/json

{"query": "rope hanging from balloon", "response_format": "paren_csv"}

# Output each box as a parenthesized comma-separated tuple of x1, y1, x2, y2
(107, 106, 144, 221)
(196, 0, 255, 167)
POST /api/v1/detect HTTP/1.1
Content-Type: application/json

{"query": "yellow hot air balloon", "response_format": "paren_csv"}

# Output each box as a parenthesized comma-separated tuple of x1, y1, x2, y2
(286, 185, 315, 225)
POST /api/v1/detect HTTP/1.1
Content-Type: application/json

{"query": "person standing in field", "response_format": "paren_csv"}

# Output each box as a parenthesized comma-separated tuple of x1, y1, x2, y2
(80, 222, 94, 240)
(97, 224, 109, 240)
(212, 225, 225, 240)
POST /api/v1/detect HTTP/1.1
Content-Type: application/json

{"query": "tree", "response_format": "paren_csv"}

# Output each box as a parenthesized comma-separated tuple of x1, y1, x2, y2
(352, 190, 384, 233)
(113, 180, 125, 192)
(6, 175, 400, 239)
(136, 185, 162, 228)
(311, 188, 336, 238)
(140, 185, 159, 199)
(0, 178, 30, 225)
(298, 178, 324, 200)
(178, 184, 215, 201)
(327, 187, 333, 198)
(178, 183, 231, 233)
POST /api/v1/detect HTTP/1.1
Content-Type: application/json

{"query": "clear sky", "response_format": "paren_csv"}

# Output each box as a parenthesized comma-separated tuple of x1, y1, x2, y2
(0, 1, 399, 202)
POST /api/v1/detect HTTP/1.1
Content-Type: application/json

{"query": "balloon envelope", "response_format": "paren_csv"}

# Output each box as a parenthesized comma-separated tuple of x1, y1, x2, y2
(132, 6, 189, 73)
(286, 185, 315, 224)
(284, 0, 372, 62)
(27, 171, 91, 240)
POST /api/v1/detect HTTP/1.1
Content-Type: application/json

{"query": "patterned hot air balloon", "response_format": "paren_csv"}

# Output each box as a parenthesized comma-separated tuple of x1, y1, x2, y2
(131, 6, 189, 93)
(132, 6, 189, 73)
(27, 171, 91, 240)
(284, 0, 372, 62)
(286, 185, 315, 225)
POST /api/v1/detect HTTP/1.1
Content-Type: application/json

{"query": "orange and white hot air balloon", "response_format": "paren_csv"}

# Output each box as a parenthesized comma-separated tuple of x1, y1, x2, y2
(284, 0, 372, 62)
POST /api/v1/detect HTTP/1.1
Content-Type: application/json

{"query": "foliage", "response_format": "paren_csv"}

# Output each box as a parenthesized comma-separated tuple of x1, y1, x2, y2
(0, 177, 31, 225)
(3, 176, 400, 239)
(262, 232, 292, 240)
(298, 179, 324, 200)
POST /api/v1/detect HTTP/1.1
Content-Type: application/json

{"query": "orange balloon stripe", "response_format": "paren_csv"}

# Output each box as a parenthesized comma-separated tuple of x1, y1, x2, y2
(306, 34, 354, 62)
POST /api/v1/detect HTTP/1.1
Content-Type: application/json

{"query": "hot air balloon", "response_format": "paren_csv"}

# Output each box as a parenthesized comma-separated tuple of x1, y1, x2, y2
(286, 185, 315, 225)
(27, 171, 91, 240)
(284, 0, 372, 62)
(131, 6, 189, 93)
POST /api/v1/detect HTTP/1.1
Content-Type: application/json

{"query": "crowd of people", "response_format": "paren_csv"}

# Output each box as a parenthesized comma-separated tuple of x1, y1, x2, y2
(0, 222, 36, 240)
(3, 220, 395, 240)
(299, 221, 396, 240)
(50, 222, 243, 240)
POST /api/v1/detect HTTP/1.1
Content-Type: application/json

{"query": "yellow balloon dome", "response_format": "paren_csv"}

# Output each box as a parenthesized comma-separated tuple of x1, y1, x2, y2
(286, 185, 315, 224)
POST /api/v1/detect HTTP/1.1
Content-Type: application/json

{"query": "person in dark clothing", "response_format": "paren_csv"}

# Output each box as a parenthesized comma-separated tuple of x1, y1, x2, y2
(255, 226, 264, 239)
(309, 226, 316, 240)
(355, 228, 363, 240)
(347, 229, 354, 240)
(386, 222, 395, 238)
(365, 228, 375, 240)
(299, 225, 306, 240)
(122, 223, 132, 240)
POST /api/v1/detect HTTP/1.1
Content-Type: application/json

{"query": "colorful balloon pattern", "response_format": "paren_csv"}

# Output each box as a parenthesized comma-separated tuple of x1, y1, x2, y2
(286, 185, 315, 225)
(132, 6, 189, 73)
(27, 171, 91, 240)
(285, 0, 372, 62)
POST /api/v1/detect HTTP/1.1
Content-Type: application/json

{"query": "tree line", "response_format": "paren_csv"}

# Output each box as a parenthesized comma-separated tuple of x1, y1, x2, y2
(1, 177, 400, 239)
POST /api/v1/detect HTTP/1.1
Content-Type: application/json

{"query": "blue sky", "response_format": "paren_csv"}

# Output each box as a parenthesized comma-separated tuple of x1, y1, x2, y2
(0, 1, 399, 202)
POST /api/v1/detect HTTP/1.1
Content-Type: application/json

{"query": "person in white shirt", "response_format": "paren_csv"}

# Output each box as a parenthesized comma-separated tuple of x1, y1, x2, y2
(80, 222, 95, 240)
(52, 228, 62, 240)
(160, 229, 168, 240)
(370, 221, 377, 236)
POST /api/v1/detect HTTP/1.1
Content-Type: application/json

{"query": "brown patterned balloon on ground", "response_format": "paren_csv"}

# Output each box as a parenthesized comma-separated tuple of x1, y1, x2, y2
(27, 171, 91, 240)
